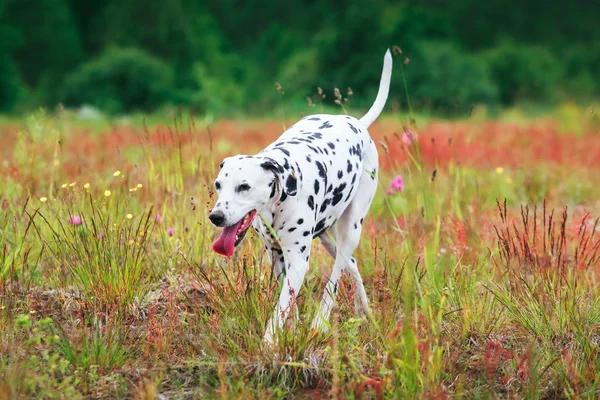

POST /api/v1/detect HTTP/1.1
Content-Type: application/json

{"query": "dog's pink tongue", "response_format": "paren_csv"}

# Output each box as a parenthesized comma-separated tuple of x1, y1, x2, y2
(212, 220, 243, 257)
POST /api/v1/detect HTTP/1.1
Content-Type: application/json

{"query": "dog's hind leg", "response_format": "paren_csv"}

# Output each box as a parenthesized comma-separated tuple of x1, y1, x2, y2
(311, 233, 346, 331)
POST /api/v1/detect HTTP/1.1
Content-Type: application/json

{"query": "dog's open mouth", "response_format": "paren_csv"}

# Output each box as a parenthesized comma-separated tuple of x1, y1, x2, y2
(212, 210, 257, 257)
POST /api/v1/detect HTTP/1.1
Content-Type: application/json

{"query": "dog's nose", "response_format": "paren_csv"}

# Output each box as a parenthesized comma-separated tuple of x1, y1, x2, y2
(209, 210, 226, 227)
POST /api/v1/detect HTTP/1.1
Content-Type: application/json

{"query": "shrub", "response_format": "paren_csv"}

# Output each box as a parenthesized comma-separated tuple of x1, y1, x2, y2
(402, 41, 499, 114)
(562, 44, 600, 100)
(483, 41, 563, 104)
(61, 48, 175, 114)
(0, 54, 22, 112)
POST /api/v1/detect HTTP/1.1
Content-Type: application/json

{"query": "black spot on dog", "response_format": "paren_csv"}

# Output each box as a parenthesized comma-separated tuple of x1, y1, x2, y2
(307, 195, 315, 210)
(308, 117, 321, 121)
(297, 218, 304, 224)
(288, 227, 297, 232)
(300, 246, 306, 253)
(315, 161, 326, 176)
(314, 179, 320, 194)
(303, 231, 310, 237)
(327, 184, 333, 193)
(306, 155, 311, 163)
(344, 188, 354, 202)
(319, 121, 333, 129)
(219, 161, 224, 169)
(347, 160, 353, 173)
(351, 174, 357, 185)
(315, 218, 327, 234)
(285, 174, 297, 195)
(327, 142, 335, 149)
(331, 183, 347, 206)
(337, 170, 343, 179)
(348, 123, 358, 133)
(319, 198, 331, 213)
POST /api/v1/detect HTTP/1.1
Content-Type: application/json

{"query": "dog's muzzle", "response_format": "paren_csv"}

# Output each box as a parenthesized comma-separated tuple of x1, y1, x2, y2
(209, 210, 226, 227)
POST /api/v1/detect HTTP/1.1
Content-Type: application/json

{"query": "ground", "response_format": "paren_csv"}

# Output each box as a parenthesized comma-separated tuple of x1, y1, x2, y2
(1, 106, 600, 398)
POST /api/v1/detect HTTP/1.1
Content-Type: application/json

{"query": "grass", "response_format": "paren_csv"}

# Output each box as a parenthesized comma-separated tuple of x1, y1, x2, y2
(0, 105, 600, 399)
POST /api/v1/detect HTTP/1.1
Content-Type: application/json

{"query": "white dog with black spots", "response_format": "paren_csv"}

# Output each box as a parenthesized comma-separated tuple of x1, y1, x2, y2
(209, 49, 393, 344)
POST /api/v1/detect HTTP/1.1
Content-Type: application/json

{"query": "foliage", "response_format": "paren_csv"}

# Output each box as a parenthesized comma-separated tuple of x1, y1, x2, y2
(5, 0, 84, 104)
(484, 41, 564, 104)
(0, 0, 23, 112)
(61, 48, 175, 114)
(403, 41, 499, 113)
(2, 0, 600, 114)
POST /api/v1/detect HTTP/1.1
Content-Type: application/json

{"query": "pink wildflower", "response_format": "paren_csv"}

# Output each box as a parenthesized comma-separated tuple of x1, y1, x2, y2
(167, 227, 175, 236)
(390, 175, 404, 192)
(155, 214, 163, 223)
(68, 215, 82, 226)
(402, 129, 418, 145)
(386, 189, 394, 195)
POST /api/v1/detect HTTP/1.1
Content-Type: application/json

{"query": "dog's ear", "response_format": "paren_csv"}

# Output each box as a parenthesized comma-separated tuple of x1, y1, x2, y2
(260, 157, 298, 196)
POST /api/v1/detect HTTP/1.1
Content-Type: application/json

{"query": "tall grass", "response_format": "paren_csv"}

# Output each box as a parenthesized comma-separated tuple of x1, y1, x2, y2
(1, 99, 600, 397)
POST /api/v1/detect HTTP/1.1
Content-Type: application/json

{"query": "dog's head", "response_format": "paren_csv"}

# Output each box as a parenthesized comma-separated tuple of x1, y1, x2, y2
(209, 155, 297, 256)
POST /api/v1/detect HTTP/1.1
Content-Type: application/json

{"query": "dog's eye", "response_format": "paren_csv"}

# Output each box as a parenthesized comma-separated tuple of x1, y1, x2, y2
(215, 181, 221, 190)
(237, 183, 251, 192)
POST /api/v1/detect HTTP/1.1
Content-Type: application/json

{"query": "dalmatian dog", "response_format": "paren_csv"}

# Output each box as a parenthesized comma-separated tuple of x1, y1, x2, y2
(209, 49, 392, 344)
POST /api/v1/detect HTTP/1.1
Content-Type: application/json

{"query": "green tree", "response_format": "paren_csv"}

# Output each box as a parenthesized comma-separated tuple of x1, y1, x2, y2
(61, 48, 175, 114)
(484, 41, 563, 104)
(0, 0, 23, 112)
(6, 0, 83, 104)
(403, 41, 499, 113)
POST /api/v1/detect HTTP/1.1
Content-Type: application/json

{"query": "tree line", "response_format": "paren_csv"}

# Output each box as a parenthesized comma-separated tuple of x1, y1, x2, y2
(1, 0, 599, 116)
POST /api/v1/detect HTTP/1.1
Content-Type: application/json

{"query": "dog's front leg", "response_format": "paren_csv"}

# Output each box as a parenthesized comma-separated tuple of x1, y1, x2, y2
(263, 251, 310, 345)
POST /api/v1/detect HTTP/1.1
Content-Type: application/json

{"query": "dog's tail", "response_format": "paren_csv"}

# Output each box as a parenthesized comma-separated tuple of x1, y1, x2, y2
(359, 49, 393, 128)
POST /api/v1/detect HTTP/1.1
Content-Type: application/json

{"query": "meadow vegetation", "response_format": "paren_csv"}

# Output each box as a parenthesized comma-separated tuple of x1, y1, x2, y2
(1, 102, 600, 398)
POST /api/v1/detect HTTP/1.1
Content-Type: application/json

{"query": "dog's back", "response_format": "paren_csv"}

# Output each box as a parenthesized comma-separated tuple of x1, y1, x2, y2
(258, 114, 377, 239)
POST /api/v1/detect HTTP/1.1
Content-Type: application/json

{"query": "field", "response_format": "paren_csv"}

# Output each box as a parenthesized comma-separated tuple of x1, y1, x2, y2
(1, 106, 600, 399)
